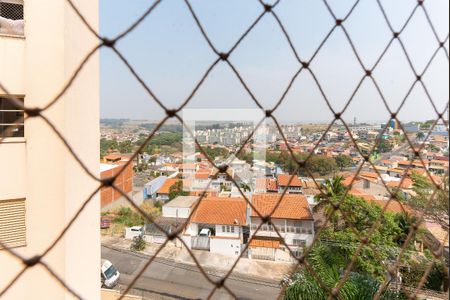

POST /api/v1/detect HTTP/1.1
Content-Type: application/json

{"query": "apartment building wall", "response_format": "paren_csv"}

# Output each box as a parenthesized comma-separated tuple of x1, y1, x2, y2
(0, 0, 99, 299)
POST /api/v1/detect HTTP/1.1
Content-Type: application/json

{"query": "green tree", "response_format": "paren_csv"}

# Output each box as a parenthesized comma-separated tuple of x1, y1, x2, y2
(168, 181, 188, 200)
(335, 154, 354, 170)
(404, 173, 449, 228)
(100, 138, 119, 158)
(314, 176, 346, 212)
(283, 244, 406, 300)
(202, 146, 229, 160)
(376, 139, 393, 153)
(149, 132, 183, 146)
(306, 155, 338, 176)
(416, 131, 425, 141)
(118, 140, 133, 154)
(313, 176, 403, 277)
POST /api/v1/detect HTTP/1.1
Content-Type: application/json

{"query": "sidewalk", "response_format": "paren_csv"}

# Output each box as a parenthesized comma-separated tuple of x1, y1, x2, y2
(101, 236, 294, 282)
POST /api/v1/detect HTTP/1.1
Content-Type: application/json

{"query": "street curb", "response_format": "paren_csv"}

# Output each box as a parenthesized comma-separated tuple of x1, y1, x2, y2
(102, 243, 281, 288)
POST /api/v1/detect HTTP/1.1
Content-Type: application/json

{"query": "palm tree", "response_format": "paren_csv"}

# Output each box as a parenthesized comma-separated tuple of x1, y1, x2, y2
(313, 176, 345, 213)
(394, 212, 420, 246)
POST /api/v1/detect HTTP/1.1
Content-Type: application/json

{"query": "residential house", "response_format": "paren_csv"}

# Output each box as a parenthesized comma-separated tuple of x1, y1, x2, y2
(183, 197, 247, 257)
(277, 174, 302, 194)
(162, 195, 199, 219)
(428, 160, 449, 175)
(254, 177, 278, 193)
(379, 159, 398, 169)
(349, 189, 414, 215)
(249, 194, 314, 262)
(143, 176, 167, 199)
(387, 168, 406, 178)
(142, 196, 199, 245)
(156, 178, 180, 201)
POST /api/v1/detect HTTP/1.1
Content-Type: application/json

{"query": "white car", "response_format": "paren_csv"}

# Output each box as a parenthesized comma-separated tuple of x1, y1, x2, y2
(199, 228, 212, 237)
(101, 259, 120, 288)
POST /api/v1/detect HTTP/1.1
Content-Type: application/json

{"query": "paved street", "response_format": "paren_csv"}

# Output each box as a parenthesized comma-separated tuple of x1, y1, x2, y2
(102, 246, 282, 300)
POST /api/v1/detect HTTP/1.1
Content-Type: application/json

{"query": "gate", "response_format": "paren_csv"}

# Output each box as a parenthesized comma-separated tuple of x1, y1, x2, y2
(191, 236, 210, 251)
(251, 247, 275, 261)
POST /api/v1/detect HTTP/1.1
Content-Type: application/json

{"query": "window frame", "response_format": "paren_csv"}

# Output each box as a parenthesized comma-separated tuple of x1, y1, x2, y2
(292, 239, 306, 247)
(0, 0, 24, 38)
(0, 95, 25, 140)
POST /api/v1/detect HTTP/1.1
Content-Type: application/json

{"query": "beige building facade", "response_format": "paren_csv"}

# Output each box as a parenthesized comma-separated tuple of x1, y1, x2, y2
(0, 0, 100, 299)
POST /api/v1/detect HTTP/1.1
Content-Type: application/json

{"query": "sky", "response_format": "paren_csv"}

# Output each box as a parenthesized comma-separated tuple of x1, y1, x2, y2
(100, 0, 449, 124)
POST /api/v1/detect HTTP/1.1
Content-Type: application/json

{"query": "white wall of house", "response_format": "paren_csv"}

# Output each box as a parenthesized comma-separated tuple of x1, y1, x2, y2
(162, 206, 190, 219)
(278, 186, 302, 194)
(182, 235, 192, 249)
(186, 223, 199, 236)
(157, 194, 170, 202)
(210, 237, 241, 256)
(215, 224, 240, 238)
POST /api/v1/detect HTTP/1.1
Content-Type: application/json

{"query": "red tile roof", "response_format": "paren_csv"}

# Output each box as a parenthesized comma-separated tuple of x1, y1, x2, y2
(277, 174, 302, 187)
(302, 179, 318, 189)
(191, 197, 247, 225)
(342, 175, 360, 187)
(370, 199, 414, 215)
(386, 178, 413, 189)
(349, 189, 377, 201)
(195, 172, 210, 180)
(158, 179, 179, 195)
(251, 194, 312, 220)
(350, 190, 414, 214)
(255, 178, 278, 191)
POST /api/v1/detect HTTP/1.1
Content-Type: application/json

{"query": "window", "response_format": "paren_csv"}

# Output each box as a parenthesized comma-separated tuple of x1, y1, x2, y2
(0, 0, 23, 20)
(0, 0, 24, 36)
(293, 239, 306, 247)
(0, 96, 24, 138)
(0, 198, 26, 249)
(222, 225, 234, 233)
(292, 249, 302, 258)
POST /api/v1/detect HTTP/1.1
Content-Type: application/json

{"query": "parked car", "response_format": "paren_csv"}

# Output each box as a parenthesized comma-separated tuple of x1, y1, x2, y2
(199, 228, 211, 237)
(101, 259, 120, 288)
(100, 216, 111, 229)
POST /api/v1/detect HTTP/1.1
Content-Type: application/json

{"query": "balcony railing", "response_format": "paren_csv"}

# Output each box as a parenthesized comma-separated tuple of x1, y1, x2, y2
(250, 224, 313, 235)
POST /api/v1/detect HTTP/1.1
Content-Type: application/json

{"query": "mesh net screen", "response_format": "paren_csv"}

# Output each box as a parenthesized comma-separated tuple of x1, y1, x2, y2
(0, 0, 448, 299)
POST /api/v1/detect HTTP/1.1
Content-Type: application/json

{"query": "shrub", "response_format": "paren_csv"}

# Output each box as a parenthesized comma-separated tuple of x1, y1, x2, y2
(113, 207, 143, 227)
(130, 235, 146, 252)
